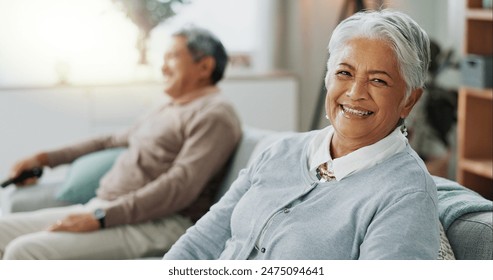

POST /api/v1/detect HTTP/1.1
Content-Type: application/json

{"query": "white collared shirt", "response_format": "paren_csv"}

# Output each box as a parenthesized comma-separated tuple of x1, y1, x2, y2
(308, 126, 408, 181)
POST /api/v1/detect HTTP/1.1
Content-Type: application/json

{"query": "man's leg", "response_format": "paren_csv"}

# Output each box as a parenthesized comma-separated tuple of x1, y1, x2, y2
(3, 214, 192, 259)
(0, 204, 85, 259)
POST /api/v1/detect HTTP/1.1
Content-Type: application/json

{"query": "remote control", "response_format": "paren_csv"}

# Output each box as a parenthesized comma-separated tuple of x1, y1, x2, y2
(1, 167, 43, 188)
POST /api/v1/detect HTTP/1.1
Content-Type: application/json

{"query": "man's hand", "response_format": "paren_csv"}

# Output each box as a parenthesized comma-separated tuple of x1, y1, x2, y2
(47, 213, 101, 232)
(9, 153, 48, 186)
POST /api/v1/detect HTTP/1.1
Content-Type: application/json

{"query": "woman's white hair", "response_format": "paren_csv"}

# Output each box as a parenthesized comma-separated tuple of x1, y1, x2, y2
(326, 9, 430, 96)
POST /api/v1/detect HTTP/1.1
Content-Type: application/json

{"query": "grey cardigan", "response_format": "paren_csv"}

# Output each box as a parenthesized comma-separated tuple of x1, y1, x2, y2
(164, 130, 440, 260)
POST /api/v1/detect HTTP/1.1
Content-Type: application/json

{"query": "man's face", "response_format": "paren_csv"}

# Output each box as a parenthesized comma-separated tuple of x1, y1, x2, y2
(161, 36, 205, 99)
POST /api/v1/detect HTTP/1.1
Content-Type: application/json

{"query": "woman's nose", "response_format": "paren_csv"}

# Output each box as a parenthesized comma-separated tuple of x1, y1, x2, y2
(346, 79, 368, 100)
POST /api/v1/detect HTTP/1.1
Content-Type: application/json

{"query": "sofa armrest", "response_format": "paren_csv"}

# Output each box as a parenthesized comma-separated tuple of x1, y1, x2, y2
(447, 211, 493, 260)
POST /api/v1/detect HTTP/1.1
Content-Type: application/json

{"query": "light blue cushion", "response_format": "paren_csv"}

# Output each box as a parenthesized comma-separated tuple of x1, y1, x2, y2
(55, 148, 125, 204)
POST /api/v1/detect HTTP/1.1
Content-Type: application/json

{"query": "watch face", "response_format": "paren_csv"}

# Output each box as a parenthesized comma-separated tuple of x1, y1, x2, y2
(94, 208, 105, 219)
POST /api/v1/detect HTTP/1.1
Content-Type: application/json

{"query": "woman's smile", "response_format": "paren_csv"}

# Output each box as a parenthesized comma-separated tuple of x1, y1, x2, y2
(340, 104, 374, 118)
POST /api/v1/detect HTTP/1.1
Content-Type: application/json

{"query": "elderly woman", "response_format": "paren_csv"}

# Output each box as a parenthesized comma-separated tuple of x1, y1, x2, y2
(164, 9, 439, 260)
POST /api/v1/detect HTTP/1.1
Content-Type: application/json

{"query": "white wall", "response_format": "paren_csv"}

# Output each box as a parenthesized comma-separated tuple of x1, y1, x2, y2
(280, 0, 342, 131)
(0, 75, 298, 177)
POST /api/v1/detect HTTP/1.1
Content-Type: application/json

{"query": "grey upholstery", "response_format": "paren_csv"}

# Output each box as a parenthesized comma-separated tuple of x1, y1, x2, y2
(447, 212, 493, 260)
(1, 127, 492, 260)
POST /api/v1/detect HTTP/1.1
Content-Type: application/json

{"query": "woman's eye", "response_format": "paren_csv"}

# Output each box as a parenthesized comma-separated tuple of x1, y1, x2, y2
(370, 78, 388, 86)
(336, 71, 351, 77)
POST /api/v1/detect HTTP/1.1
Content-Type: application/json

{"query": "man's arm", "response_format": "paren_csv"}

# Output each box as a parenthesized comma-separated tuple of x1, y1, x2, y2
(44, 103, 163, 168)
(103, 110, 242, 227)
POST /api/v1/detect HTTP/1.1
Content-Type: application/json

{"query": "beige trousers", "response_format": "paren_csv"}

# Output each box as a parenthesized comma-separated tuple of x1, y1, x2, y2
(0, 198, 192, 260)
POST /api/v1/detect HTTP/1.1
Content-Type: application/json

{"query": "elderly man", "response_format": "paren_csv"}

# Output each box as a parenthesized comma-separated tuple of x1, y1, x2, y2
(0, 26, 242, 259)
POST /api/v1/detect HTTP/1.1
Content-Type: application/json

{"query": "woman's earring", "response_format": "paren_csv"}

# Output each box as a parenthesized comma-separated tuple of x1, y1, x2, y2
(400, 120, 408, 137)
(325, 114, 329, 120)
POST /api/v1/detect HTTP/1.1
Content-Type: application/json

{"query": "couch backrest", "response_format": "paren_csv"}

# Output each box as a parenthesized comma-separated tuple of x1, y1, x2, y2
(215, 127, 294, 201)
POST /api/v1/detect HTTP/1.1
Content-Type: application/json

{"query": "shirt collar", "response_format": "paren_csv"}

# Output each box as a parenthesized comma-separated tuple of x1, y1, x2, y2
(308, 127, 332, 173)
(170, 86, 219, 105)
(308, 126, 408, 181)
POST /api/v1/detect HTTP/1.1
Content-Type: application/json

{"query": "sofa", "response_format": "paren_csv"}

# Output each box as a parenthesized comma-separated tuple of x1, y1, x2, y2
(1, 127, 492, 260)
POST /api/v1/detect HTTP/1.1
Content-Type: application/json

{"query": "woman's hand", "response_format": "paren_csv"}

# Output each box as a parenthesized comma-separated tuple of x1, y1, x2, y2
(47, 213, 101, 233)
(9, 152, 48, 186)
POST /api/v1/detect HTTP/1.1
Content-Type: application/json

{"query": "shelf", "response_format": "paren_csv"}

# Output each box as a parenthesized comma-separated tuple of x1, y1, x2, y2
(468, 0, 492, 8)
(460, 158, 493, 179)
(467, 9, 493, 21)
(465, 19, 493, 55)
(459, 1, 493, 200)
(461, 87, 493, 100)
(457, 88, 493, 159)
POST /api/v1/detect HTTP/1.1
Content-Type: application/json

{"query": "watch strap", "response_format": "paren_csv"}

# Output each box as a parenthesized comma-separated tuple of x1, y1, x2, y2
(98, 216, 105, 229)
(94, 208, 106, 229)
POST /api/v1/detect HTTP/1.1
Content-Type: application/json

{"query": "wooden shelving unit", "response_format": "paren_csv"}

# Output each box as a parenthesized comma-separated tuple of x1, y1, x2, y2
(457, 0, 493, 200)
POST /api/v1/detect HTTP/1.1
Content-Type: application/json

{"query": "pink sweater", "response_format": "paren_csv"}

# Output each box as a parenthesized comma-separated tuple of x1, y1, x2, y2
(46, 87, 242, 227)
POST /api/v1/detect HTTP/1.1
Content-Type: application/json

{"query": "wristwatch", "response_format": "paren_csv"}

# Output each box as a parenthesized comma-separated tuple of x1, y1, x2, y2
(93, 208, 106, 229)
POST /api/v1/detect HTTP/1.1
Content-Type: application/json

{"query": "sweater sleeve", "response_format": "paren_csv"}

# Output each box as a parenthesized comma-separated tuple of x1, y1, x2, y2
(103, 107, 242, 227)
(163, 167, 252, 260)
(359, 187, 440, 260)
(45, 132, 129, 167)
(44, 108, 156, 167)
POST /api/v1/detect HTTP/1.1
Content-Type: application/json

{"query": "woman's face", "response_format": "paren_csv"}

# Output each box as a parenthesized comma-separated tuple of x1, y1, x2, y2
(325, 37, 421, 147)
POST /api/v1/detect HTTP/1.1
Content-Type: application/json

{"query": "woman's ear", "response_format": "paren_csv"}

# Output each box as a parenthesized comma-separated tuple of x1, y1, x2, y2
(400, 88, 423, 119)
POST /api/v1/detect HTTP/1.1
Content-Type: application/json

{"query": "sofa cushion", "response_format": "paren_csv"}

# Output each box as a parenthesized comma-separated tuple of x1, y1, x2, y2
(55, 148, 125, 204)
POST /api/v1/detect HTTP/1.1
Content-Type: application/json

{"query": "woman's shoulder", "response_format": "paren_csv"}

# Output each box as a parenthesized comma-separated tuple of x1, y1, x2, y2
(261, 130, 317, 154)
(246, 130, 317, 168)
(367, 146, 436, 196)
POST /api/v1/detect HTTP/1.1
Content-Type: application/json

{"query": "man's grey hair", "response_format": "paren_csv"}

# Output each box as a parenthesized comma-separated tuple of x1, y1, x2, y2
(325, 9, 431, 96)
(173, 25, 228, 85)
